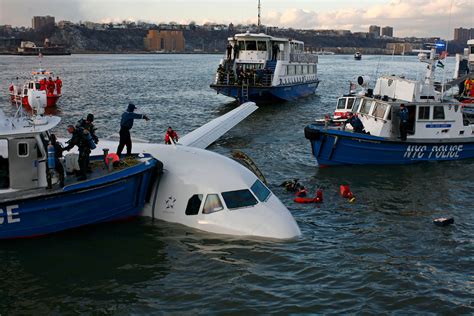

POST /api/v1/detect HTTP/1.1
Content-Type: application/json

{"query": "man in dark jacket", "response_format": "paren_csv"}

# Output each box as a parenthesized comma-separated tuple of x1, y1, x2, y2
(64, 125, 92, 181)
(116, 103, 149, 157)
(345, 112, 365, 133)
(399, 104, 409, 141)
(77, 113, 99, 144)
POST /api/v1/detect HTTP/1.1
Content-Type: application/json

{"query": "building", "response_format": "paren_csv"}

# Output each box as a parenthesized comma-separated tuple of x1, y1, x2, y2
(382, 26, 393, 37)
(32, 16, 55, 30)
(144, 30, 185, 52)
(386, 43, 413, 55)
(369, 25, 381, 38)
(454, 27, 474, 42)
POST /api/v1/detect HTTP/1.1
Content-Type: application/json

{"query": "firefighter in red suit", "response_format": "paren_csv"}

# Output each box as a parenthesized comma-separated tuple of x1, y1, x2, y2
(47, 77, 55, 95)
(39, 78, 47, 90)
(55, 76, 62, 95)
(164, 127, 179, 144)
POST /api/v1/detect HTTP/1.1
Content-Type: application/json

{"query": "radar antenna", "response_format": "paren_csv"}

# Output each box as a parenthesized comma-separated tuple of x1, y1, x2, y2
(257, 0, 261, 28)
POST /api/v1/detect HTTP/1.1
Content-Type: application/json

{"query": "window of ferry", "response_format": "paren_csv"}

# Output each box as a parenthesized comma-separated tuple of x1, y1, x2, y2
(221, 189, 258, 210)
(238, 41, 245, 51)
(203, 194, 224, 214)
(418, 106, 430, 120)
(246, 41, 257, 50)
(18, 143, 28, 157)
(251, 180, 271, 202)
(373, 102, 388, 119)
(359, 99, 372, 115)
(347, 98, 355, 109)
(433, 106, 445, 120)
(337, 98, 346, 109)
(287, 65, 295, 75)
(185, 194, 203, 216)
(257, 41, 267, 51)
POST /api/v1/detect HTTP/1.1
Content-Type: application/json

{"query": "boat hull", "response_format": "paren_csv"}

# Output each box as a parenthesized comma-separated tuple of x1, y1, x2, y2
(305, 125, 474, 166)
(210, 80, 320, 103)
(10, 93, 60, 107)
(0, 158, 160, 239)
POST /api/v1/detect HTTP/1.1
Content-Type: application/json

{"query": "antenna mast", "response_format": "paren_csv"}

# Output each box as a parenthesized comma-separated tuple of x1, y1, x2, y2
(258, 0, 261, 28)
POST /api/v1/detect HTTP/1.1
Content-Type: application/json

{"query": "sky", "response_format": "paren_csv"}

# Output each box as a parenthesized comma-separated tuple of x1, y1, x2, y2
(1, 0, 473, 38)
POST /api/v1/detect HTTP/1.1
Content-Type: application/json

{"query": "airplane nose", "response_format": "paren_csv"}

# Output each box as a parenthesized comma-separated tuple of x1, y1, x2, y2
(250, 197, 301, 240)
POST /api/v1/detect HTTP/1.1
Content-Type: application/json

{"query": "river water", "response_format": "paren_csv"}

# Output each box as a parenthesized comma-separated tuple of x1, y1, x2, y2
(0, 54, 472, 314)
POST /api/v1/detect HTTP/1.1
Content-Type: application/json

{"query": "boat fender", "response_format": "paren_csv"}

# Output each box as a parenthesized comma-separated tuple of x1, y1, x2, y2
(47, 142, 55, 169)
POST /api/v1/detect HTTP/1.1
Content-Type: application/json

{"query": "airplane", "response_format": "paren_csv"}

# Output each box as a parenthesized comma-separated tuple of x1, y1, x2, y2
(62, 102, 301, 240)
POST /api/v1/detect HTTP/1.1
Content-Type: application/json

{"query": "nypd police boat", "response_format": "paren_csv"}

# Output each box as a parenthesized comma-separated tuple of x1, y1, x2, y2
(210, 32, 319, 103)
(305, 47, 474, 167)
(0, 93, 161, 239)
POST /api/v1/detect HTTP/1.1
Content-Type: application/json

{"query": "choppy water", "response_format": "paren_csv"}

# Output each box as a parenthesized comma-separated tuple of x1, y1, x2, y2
(0, 54, 472, 314)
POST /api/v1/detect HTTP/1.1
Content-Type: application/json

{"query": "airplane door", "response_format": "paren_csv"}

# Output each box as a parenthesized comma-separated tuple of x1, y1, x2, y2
(8, 138, 38, 189)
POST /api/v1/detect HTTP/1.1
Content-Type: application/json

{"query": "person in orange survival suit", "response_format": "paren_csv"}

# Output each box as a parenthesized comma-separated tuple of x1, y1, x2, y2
(55, 76, 62, 95)
(164, 126, 179, 144)
(47, 77, 55, 95)
(39, 78, 47, 90)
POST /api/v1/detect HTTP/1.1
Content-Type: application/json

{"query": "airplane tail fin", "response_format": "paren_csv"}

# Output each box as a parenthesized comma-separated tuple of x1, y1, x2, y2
(179, 102, 258, 149)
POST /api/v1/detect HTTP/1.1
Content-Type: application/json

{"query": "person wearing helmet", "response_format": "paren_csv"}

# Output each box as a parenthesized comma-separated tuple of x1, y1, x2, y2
(116, 103, 150, 157)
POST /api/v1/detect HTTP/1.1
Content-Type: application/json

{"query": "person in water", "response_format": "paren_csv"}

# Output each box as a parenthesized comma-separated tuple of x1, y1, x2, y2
(164, 127, 179, 144)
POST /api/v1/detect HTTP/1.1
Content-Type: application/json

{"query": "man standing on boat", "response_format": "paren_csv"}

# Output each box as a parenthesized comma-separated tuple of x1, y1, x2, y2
(116, 103, 150, 158)
(399, 104, 409, 141)
(55, 76, 62, 95)
(272, 43, 280, 61)
(226, 43, 232, 60)
(233, 41, 240, 60)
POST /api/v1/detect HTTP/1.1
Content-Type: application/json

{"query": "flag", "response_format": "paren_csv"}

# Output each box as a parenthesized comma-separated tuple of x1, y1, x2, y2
(436, 60, 445, 68)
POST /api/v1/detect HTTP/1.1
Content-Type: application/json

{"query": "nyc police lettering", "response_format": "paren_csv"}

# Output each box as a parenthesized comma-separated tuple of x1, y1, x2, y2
(404, 145, 463, 159)
(0, 205, 21, 224)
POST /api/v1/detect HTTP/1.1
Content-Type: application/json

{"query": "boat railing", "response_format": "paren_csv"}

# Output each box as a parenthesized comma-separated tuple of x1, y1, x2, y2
(290, 53, 318, 64)
(216, 69, 273, 87)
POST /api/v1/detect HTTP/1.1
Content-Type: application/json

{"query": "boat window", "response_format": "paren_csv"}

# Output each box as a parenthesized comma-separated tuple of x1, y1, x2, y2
(35, 82, 41, 89)
(221, 189, 258, 210)
(246, 41, 257, 50)
(347, 98, 355, 110)
(29, 82, 34, 89)
(250, 180, 271, 202)
(287, 65, 295, 75)
(0, 140, 8, 189)
(18, 143, 29, 157)
(373, 102, 388, 119)
(433, 106, 445, 120)
(359, 99, 372, 114)
(185, 194, 203, 216)
(418, 106, 430, 120)
(238, 41, 245, 51)
(203, 194, 224, 214)
(257, 41, 267, 51)
(337, 98, 346, 109)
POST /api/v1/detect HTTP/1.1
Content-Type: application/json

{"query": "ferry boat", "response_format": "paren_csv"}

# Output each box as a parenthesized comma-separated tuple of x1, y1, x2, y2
(0, 94, 161, 239)
(9, 69, 62, 108)
(304, 47, 474, 167)
(210, 32, 319, 103)
(354, 52, 362, 60)
(452, 39, 474, 103)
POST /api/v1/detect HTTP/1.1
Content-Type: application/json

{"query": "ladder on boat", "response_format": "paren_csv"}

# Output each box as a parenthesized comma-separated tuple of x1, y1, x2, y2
(240, 84, 249, 103)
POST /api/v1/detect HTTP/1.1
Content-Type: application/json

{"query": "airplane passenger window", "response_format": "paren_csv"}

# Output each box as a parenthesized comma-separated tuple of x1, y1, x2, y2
(251, 180, 271, 202)
(203, 194, 224, 214)
(185, 194, 203, 216)
(221, 189, 258, 210)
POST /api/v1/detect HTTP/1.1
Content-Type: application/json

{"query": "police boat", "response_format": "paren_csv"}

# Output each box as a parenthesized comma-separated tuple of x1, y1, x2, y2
(305, 47, 474, 167)
(86, 103, 301, 240)
(210, 32, 319, 104)
(0, 92, 161, 239)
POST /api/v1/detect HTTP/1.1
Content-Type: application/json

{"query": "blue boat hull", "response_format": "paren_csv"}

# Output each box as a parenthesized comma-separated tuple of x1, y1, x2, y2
(210, 80, 320, 103)
(305, 125, 474, 166)
(0, 158, 161, 239)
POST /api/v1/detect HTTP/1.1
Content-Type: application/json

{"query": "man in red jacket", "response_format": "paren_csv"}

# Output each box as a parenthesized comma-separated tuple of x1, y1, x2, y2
(164, 126, 179, 144)
(47, 77, 55, 95)
(55, 76, 62, 94)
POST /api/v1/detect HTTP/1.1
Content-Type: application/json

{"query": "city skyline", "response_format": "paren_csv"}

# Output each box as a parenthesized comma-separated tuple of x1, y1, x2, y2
(1, 0, 473, 38)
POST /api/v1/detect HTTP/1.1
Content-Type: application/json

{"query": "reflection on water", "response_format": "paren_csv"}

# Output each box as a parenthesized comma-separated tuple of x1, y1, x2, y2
(0, 54, 472, 314)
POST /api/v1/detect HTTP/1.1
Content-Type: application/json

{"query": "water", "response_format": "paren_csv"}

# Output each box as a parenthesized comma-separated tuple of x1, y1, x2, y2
(0, 54, 472, 314)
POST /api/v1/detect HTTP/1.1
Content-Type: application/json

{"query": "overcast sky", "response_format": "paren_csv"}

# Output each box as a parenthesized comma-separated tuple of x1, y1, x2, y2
(1, 0, 473, 38)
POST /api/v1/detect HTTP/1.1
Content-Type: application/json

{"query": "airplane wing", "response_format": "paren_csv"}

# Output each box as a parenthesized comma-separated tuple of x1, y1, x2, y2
(179, 102, 258, 149)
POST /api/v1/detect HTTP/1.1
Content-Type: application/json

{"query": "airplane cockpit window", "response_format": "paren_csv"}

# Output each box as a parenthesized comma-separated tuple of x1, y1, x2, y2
(203, 194, 224, 214)
(185, 194, 203, 215)
(250, 180, 271, 202)
(221, 189, 258, 210)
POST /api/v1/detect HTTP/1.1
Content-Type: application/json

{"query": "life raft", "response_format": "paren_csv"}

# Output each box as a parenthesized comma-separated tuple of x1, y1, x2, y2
(294, 197, 323, 204)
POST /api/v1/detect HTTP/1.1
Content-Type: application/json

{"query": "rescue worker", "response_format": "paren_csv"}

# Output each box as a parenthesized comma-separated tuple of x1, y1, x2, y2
(49, 134, 65, 187)
(233, 41, 240, 60)
(164, 126, 179, 144)
(217, 64, 225, 84)
(39, 78, 47, 90)
(226, 43, 232, 60)
(345, 112, 365, 133)
(77, 113, 98, 144)
(47, 77, 55, 95)
(399, 104, 409, 141)
(64, 125, 92, 181)
(272, 43, 280, 61)
(55, 76, 62, 94)
(116, 103, 150, 157)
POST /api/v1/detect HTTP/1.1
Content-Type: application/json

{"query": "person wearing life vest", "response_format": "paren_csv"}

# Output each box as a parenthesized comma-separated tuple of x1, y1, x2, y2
(47, 77, 55, 95)
(77, 113, 98, 144)
(39, 78, 47, 90)
(55, 76, 62, 95)
(164, 126, 179, 144)
(116, 103, 150, 157)
(64, 125, 93, 181)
